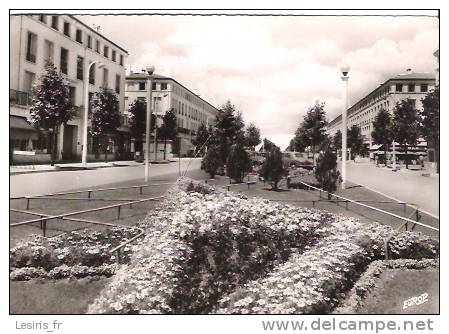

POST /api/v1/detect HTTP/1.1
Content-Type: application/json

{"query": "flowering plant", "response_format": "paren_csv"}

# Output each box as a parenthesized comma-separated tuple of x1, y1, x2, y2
(10, 227, 139, 281)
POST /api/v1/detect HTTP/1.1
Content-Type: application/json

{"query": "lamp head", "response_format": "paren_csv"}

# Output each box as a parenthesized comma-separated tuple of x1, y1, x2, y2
(146, 65, 155, 75)
(340, 65, 350, 77)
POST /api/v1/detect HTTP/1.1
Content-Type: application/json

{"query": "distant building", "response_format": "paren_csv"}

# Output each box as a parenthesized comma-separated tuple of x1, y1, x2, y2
(327, 70, 436, 159)
(10, 14, 129, 164)
(125, 72, 219, 156)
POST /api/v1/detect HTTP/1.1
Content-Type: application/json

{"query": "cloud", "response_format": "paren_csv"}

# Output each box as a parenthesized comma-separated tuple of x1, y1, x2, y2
(78, 14, 438, 149)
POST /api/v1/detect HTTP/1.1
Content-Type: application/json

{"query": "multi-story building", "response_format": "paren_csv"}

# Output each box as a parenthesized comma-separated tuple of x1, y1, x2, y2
(10, 14, 129, 163)
(327, 70, 436, 158)
(125, 72, 219, 156)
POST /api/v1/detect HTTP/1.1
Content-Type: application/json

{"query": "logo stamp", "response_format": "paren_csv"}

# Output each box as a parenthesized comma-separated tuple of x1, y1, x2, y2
(403, 293, 429, 309)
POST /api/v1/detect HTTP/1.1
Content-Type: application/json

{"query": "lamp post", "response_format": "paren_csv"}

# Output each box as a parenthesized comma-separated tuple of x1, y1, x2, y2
(340, 66, 350, 190)
(82, 61, 103, 166)
(145, 65, 155, 182)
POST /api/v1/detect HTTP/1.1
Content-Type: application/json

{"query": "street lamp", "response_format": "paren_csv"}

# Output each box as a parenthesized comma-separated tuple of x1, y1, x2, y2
(145, 65, 155, 182)
(340, 65, 350, 190)
(82, 61, 104, 166)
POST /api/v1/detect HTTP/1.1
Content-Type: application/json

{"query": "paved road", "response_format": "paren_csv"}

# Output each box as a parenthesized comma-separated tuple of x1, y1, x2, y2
(10, 158, 202, 198)
(342, 162, 439, 217)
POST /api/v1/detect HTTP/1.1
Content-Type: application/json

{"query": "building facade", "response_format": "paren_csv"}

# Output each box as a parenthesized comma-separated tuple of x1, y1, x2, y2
(125, 72, 219, 156)
(10, 14, 129, 163)
(327, 71, 436, 159)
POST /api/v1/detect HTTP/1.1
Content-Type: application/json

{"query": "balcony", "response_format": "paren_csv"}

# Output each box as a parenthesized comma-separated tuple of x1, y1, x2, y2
(10, 90, 31, 106)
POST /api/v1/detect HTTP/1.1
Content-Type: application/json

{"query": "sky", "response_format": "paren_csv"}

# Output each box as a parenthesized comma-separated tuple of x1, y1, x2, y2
(78, 13, 439, 150)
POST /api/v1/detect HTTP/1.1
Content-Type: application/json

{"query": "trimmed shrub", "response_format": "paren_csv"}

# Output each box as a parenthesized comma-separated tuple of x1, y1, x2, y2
(226, 143, 251, 183)
(259, 147, 287, 190)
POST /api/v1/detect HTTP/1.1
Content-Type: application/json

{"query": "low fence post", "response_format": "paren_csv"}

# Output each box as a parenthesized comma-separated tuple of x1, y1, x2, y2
(26, 197, 30, 210)
(312, 201, 315, 208)
(116, 249, 121, 264)
(227, 185, 230, 191)
(346, 200, 349, 210)
(403, 203, 407, 217)
(205, 179, 208, 184)
(139, 186, 143, 195)
(42, 219, 47, 237)
(117, 206, 121, 220)
(88, 191, 92, 201)
(247, 182, 250, 190)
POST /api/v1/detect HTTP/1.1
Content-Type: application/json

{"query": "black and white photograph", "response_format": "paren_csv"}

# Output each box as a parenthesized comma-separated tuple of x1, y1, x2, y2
(6, 6, 442, 333)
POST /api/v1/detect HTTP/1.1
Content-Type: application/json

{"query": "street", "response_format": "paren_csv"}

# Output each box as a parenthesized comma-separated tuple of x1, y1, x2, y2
(10, 158, 202, 198)
(343, 162, 439, 217)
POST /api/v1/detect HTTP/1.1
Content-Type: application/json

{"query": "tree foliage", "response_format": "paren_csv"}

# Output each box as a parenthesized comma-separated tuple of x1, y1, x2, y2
(226, 142, 251, 183)
(260, 137, 277, 153)
(158, 108, 178, 160)
(214, 100, 245, 163)
(259, 146, 286, 190)
(291, 101, 328, 161)
(30, 62, 75, 129)
(347, 125, 364, 159)
(90, 88, 121, 161)
(127, 99, 156, 152)
(201, 145, 223, 178)
(420, 87, 439, 173)
(371, 108, 393, 165)
(392, 99, 421, 169)
(29, 62, 75, 164)
(333, 130, 342, 152)
(314, 147, 341, 199)
(192, 122, 211, 155)
(244, 122, 261, 149)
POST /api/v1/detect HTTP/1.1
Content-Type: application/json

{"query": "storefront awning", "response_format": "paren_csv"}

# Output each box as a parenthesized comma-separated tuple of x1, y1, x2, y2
(10, 116, 39, 140)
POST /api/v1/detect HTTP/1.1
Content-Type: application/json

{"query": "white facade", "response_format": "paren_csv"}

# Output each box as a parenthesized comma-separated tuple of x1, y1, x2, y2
(10, 14, 128, 162)
(125, 72, 218, 156)
(327, 71, 436, 149)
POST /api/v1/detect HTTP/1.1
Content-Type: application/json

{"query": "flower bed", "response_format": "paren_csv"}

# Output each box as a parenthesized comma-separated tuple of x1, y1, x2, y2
(333, 258, 439, 314)
(10, 227, 140, 281)
(212, 220, 438, 314)
(88, 178, 438, 314)
(88, 178, 336, 314)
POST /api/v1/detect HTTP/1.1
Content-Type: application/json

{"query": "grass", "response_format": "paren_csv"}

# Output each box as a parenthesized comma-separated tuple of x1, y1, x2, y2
(357, 269, 439, 314)
(10, 277, 111, 314)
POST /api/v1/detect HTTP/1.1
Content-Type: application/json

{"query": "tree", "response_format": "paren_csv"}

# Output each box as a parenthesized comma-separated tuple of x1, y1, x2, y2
(90, 87, 121, 162)
(127, 99, 156, 154)
(244, 122, 261, 150)
(314, 146, 341, 199)
(333, 130, 342, 152)
(29, 62, 75, 165)
(201, 145, 223, 178)
(214, 100, 245, 163)
(421, 87, 439, 173)
(291, 125, 309, 152)
(371, 108, 393, 166)
(226, 142, 251, 183)
(347, 125, 364, 160)
(293, 101, 328, 163)
(260, 137, 277, 152)
(259, 146, 286, 190)
(158, 108, 178, 160)
(392, 100, 421, 169)
(192, 122, 210, 156)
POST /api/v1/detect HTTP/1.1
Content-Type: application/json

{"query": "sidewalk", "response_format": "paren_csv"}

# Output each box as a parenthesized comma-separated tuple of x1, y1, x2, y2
(10, 160, 174, 175)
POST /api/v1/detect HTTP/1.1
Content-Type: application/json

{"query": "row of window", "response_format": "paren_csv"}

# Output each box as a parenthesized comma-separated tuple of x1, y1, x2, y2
(131, 81, 168, 91)
(395, 83, 428, 93)
(26, 31, 121, 93)
(35, 15, 124, 66)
